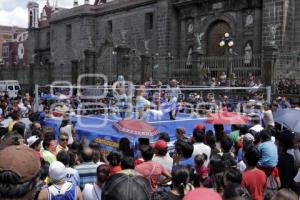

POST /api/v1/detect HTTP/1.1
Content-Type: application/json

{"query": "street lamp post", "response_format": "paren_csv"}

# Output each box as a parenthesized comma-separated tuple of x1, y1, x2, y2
(152, 53, 159, 80)
(219, 33, 234, 86)
(167, 52, 173, 80)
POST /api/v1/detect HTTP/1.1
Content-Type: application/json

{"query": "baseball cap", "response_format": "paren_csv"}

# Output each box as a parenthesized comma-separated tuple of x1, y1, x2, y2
(0, 145, 41, 182)
(27, 135, 40, 147)
(183, 188, 222, 200)
(154, 140, 167, 150)
(243, 133, 254, 142)
(195, 124, 205, 131)
(102, 171, 151, 200)
(49, 161, 66, 182)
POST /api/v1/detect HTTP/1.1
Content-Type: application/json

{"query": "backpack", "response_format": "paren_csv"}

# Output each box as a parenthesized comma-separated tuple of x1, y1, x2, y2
(48, 182, 77, 200)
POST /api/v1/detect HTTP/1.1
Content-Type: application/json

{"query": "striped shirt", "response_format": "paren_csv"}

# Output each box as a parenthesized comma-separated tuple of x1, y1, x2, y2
(75, 162, 99, 189)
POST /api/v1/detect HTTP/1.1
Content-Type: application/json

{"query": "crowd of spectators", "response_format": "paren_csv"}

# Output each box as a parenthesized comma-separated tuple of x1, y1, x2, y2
(0, 89, 300, 200)
(276, 78, 300, 95)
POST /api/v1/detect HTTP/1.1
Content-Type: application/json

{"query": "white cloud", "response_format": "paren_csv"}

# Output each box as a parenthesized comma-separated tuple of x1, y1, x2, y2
(37, 0, 87, 8)
(0, 7, 28, 28)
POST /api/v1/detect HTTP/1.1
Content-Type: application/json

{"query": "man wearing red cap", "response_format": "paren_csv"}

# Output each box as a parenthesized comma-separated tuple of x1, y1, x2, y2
(152, 140, 173, 173)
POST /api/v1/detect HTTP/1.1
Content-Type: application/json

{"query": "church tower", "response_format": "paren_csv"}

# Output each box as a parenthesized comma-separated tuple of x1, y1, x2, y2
(74, 0, 79, 7)
(27, 1, 39, 29)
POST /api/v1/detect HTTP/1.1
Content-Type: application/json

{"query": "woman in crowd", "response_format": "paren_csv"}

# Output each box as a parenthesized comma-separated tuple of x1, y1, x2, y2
(82, 164, 110, 200)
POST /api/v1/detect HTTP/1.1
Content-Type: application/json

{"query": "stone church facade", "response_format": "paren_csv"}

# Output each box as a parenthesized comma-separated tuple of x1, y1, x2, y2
(27, 0, 300, 86)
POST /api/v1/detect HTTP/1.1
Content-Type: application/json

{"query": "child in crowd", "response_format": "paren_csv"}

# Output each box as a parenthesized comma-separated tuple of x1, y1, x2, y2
(194, 154, 209, 187)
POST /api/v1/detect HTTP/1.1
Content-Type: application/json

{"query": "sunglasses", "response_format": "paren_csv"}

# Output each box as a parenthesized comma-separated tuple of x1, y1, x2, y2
(59, 138, 68, 142)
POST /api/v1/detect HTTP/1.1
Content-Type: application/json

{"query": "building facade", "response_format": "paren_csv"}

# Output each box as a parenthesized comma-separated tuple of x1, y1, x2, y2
(0, 26, 26, 65)
(27, 0, 300, 85)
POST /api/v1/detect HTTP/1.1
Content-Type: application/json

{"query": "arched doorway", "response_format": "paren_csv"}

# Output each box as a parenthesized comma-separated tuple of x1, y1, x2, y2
(207, 21, 231, 56)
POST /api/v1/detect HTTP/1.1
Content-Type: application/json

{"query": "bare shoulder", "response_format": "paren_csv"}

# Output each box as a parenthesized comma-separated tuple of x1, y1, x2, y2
(77, 186, 83, 200)
(37, 188, 48, 200)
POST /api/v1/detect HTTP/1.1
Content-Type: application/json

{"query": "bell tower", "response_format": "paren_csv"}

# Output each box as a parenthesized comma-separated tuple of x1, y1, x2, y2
(27, 1, 39, 29)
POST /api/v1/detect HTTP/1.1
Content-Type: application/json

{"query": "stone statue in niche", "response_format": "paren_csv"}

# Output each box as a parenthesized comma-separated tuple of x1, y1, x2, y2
(144, 39, 150, 54)
(88, 36, 93, 49)
(244, 43, 252, 64)
(245, 14, 253, 27)
(194, 32, 205, 50)
(186, 47, 193, 66)
(187, 19, 194, 34)
(120, 30, 128, 45)
(268, 24, 280, 47)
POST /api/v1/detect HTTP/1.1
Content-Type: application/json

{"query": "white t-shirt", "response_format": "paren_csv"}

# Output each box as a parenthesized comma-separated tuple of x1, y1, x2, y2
(263, 110, 275, 127)
(82, 183, 102, 200)
(249, 124, 264, 133)
(192, 143, 211, 167)
(136, 96, 151, 108)
(152, 154, 173, 173)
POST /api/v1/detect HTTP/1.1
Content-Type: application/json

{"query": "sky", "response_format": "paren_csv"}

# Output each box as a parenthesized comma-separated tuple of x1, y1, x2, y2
(0, 0, 86, 28)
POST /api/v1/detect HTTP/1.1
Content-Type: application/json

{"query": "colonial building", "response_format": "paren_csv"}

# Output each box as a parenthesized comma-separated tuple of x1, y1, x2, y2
(0, 26, 26, 65)
(2, 31, 29, 67)
(27, 0, 300, 85)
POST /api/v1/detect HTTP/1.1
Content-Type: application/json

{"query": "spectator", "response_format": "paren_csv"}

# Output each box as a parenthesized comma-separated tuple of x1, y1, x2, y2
(214, 124, 225, 151)
(194, 154, 209, 187)
(209, 154, 225, 193)
(159, 132, 171, 143)
(263, 103, 275, 128)
(75, 147, 99, 189)
(42, 138, 57, 164)
(229, 124, 240, 144)
(60, 117, 74, 145)
(174, 140, 194, 167)
(38, 161, 82, 200)
(192, 128, 211, 167)
(0, 145, 41, 199)
(220, 135, 237, 168)
(277, 130, 297, 192)
(249, 116, 264, 134)
(257, 130, 278, 172)
(183, 188, 222, 200)
(164, 165, 193, 199)
(224, 168, 242, 186)
(107, 152, 122, 175)
(242, 146, 267, 200)
(223, 183, 251, 200)
(56, 132, 69, 153)
(121, 156, 135, 170)
(278, 97, 291, 109)
(56, 150, 80, 186)
(82, 164, 110, 200)
(102, 170, 152, 200)
(175, 127, 188, 142)
(152, 139, 173, 173)
(12, 121, 26, 137)
(271, 188, 297, 200)
(27, 135, 42, 160)
(135, 145, 172, 192)
(118, 137, 134, 158)
(8, 112, 20, 133)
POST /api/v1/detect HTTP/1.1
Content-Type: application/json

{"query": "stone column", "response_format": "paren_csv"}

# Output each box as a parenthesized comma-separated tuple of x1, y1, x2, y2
(191, 49, 204, 85)
(140, 54, 152, 83)
(84, 49, 96, 84)
(47, 62, 54, 84)
(29, 64, 35, 94)
(263, 46, 278, 87)
(114, 45, 130, 80)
